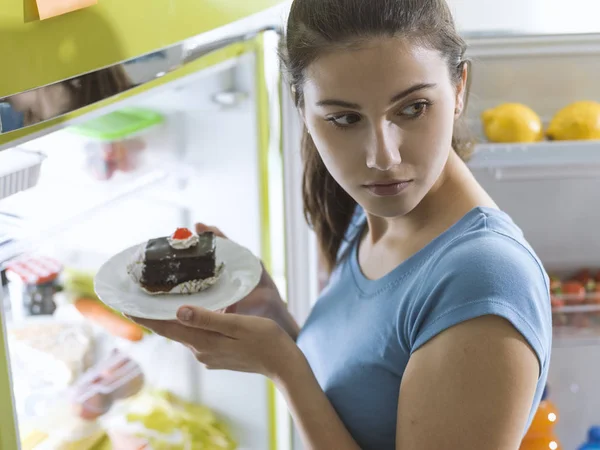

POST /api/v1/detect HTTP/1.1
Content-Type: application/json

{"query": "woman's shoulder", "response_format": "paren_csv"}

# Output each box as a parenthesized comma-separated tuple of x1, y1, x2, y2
(410, 207, 552, 363)
(433, 207, 547, 284)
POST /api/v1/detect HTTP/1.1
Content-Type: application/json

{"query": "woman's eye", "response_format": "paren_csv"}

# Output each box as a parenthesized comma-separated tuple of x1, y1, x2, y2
(400, 102, 429, 118)
(327, 114, 361, 128)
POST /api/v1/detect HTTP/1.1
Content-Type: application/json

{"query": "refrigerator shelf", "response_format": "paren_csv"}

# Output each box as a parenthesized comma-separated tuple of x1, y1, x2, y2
(0, 167, 168, 266)
(553, 303, 600, 347)
(469, 140, 600, 171)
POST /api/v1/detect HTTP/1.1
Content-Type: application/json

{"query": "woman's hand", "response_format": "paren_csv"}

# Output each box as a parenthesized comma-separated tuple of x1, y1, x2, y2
(130, 306, 300, 381)
(196, 223, 300, 340)
(196, 223, 280, 316)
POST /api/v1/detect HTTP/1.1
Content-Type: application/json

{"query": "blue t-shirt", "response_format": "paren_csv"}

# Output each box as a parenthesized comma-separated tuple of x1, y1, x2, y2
(296, 206, 552, 450)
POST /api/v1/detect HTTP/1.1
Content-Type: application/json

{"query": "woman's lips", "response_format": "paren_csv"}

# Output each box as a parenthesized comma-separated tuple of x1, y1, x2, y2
(363, 180, 413, 197)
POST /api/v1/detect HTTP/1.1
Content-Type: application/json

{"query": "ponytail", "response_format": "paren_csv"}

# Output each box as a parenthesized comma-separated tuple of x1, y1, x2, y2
(301, 127, 356, 273)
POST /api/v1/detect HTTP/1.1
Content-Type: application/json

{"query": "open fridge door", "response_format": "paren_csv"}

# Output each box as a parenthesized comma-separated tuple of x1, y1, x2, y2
(0, 6, 298, 449)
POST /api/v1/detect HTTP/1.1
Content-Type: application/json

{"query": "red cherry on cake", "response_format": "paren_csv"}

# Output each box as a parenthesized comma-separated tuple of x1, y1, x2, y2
(172, 228, 193, 240)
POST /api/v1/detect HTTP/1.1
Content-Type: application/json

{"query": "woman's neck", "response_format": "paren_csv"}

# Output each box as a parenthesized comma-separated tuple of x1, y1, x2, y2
(364, 151, 496, 245)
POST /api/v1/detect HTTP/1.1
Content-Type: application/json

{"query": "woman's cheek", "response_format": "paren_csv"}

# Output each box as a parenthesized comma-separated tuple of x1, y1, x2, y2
(311, 125, 349, 164)
(315, 144, 364, 193)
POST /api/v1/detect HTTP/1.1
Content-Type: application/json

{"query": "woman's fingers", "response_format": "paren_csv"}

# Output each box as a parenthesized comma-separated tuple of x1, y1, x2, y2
(195, 223, 227, 238)
(129, 317, 195, 343)
(177, 306, 243, 339)
(129, 316, 226, 351)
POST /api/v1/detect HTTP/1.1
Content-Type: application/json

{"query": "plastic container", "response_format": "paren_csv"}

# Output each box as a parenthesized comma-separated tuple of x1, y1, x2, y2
(527, 387, 559, 437)
(578, 426, 600, 450)
(67, 108, 164, 181)
(71, 349, 145, 420)
(0, 148, 46, 200)
(520, 386, 562, 450)
(520, 436, 561, 450)
(6, 317, 96, 424)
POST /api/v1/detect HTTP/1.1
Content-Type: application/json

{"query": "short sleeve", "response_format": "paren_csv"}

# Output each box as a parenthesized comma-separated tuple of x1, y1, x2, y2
(409, 229, 552, 373)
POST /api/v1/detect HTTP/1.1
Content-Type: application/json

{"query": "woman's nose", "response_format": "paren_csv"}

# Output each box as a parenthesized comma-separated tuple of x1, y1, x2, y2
(365, 122, 402, 171)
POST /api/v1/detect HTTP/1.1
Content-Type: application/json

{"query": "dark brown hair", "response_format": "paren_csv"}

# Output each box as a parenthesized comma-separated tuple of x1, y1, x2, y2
(280, 0, 473, 273)
(68, 65, 132, 107)
(19, 66, 133, 126)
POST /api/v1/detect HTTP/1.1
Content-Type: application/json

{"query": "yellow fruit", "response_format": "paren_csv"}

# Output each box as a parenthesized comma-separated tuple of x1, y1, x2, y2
(481, 103, 543, 143)
(546, 101, 600, 141)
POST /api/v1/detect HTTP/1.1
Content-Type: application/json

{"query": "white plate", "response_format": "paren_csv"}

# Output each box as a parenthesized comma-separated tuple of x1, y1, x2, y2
(94, 237, 261, 320)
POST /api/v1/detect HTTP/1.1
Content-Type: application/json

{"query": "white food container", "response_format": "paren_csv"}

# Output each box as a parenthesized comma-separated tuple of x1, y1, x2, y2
(0, 148, 46, 200)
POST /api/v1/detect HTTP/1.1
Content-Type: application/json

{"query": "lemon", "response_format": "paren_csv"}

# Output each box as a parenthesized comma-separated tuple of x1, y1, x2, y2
(481, 103, 543, 143)
(546, 101, 600, 141)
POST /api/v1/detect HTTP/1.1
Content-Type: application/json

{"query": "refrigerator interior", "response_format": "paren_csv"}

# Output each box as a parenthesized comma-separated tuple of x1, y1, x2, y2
(0, 46, 288, 450)
(464, 33, 600, 450)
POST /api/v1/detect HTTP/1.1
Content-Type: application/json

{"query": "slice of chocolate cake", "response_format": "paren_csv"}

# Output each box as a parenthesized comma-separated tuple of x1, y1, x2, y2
(127, 228, 224, 295)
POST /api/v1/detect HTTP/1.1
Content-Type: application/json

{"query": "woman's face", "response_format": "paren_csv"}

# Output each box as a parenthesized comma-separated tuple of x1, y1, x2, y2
(302, 37, 466, 219)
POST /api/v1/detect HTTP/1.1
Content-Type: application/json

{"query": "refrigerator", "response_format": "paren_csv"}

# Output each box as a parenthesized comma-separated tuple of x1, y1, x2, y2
(0, 1, 314, 449)
(3, 1, 600, 450)
(460, 31, 600, 450)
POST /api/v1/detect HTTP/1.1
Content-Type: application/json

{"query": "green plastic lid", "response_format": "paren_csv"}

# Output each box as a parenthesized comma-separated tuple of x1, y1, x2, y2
(68, 108, 164, 141)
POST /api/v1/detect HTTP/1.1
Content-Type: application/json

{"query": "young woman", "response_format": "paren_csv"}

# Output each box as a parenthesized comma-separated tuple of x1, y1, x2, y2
(133, 0, 552, 448)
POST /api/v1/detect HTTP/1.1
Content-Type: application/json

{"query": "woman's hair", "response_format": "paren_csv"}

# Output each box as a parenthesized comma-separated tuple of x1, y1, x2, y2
(18, 65, 133, 126)
(67, 65, 132, 107)
(280, 0, 473, 273)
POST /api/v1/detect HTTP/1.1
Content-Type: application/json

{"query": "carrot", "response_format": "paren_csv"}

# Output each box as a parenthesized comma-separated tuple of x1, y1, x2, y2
(75, 298, 144, 342)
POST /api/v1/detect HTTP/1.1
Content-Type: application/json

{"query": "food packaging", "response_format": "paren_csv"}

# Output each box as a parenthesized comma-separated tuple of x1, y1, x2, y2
(102, 389, 237, 450)
(71, 349, 145, 421)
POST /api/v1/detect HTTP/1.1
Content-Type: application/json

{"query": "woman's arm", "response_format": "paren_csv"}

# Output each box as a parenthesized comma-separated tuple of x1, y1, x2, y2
(275, 349, 362, 450)
(267, 300, 302, 342)
(395, 315, 540, 450)
(277, 315, 539, 450)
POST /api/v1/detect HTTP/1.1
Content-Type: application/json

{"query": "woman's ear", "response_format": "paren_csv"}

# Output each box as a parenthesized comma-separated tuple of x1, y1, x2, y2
(454, 62, 469, 118)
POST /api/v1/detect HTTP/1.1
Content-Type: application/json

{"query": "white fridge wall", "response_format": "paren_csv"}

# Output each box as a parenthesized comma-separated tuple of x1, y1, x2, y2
(449, 0, 600, 36)
(546, 346, 600, 450)
(12, 53, 273, 449)
(449, 0, 542, 35)
(470, 169, 600, 271)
